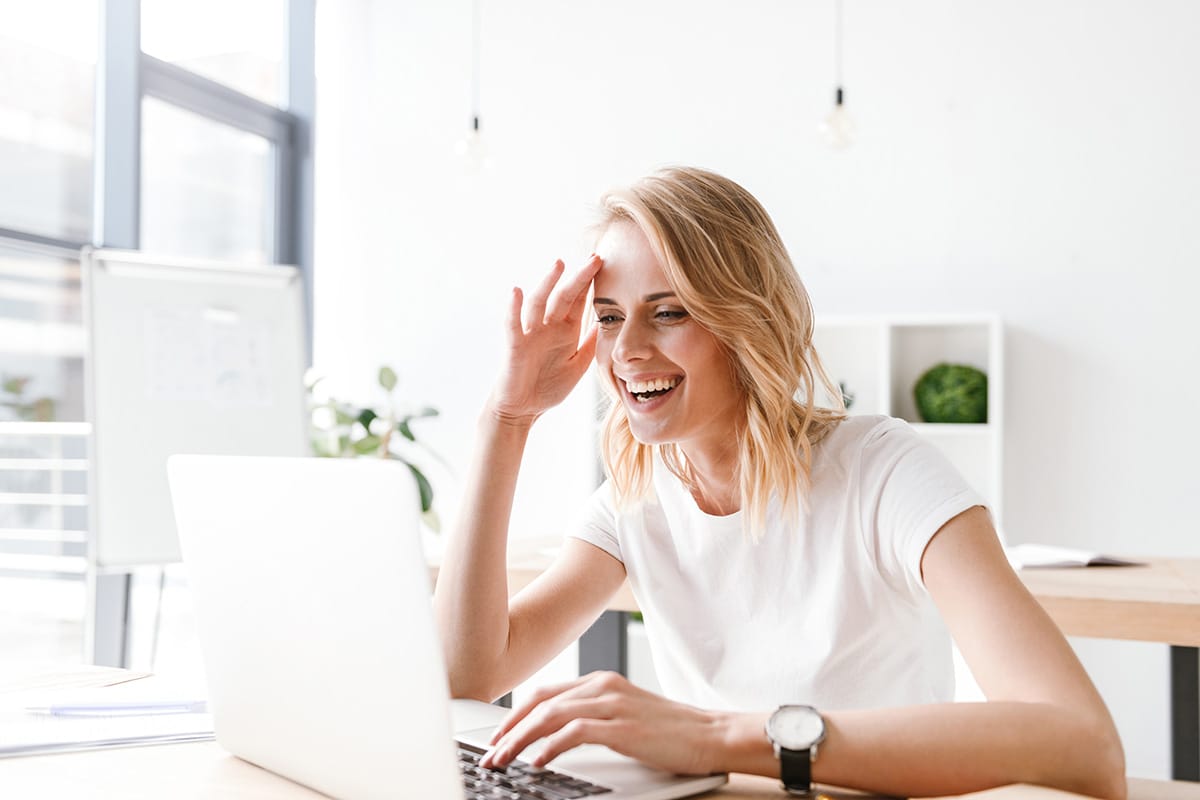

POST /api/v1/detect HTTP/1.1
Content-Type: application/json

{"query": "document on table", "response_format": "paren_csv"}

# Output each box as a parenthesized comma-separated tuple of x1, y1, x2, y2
(0, 672, 214, 757)
(0, 705, 214, 757)
(1006, 543, 1143, 569)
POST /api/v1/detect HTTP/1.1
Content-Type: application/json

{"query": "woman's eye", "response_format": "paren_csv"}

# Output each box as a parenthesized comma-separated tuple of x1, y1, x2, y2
(596, 314, 622, 328)
(655, 309, 688, 322)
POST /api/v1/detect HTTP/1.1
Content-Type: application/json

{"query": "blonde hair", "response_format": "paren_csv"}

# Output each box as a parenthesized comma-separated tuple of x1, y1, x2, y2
(597, 166, 845, 540)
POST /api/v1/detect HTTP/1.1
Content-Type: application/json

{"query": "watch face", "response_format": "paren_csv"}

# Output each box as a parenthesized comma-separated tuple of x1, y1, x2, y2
(768, 705, 825, 750)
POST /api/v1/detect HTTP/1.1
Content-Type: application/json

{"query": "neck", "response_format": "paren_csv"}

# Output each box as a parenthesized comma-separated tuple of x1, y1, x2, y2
(679, 439, 741, 516)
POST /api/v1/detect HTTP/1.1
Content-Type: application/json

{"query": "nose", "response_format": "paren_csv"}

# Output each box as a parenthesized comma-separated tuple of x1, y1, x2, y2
(612, 317, 653, 364)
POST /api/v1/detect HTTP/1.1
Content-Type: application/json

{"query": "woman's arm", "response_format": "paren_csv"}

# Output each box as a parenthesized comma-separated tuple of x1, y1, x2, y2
(484, 507, 1126, 800)
(433, 256, 626, 701)
(718, 505, 1125, 798)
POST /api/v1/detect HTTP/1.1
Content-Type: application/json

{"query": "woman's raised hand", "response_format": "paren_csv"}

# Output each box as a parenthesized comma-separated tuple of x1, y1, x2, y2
(489, 255, 603, 426)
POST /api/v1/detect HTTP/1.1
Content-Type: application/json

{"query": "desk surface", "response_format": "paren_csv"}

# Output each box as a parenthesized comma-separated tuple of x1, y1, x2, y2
(0, 741, 1195, 800)
(454, 554, 1200, 647)
(1017, 558, 1200, 647)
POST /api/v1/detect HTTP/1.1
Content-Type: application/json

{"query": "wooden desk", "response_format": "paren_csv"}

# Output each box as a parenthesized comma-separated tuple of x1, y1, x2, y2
(1017, 559, 1200, 647)
(436, 556, 1200, 644)
(1011, 559, 1200, 782)
(435, 556, 1200, 781)
(0, 740, 1194, 799)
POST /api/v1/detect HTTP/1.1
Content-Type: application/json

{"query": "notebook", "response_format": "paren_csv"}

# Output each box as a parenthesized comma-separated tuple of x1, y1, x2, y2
(167, 455, 727, 800)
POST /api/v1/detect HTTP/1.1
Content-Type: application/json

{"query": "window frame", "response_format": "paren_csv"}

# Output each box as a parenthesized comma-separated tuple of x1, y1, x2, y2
(86, 0, 315, 667)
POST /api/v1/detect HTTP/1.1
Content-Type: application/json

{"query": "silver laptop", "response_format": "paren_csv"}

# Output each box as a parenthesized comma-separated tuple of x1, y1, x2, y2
(167, 455, 727, 800)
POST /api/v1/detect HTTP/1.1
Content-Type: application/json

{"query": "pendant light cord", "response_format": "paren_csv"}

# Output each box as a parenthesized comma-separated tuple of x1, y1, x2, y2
(471, 0, 482, 130)
(834, 0, 844, 106)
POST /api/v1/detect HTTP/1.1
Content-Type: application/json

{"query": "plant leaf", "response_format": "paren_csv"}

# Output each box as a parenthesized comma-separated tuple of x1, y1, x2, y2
(378, 365, 398, 392)
(357, 408, 378, 429)
(397, 420, 415, 441)
(406, 463, 434, 512)
(353, 435, 382, 455)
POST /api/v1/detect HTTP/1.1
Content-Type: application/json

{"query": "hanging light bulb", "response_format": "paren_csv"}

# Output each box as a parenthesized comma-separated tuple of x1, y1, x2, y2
(455, 0, 490, 172)
(820, 0, 854, 149)
(455, 114, 488, 173)
(822, 87, 854, 149)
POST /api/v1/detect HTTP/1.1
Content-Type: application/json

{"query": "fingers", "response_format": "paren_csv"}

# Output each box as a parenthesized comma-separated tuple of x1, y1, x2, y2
(545, 254, 603, 323)
(489, 678, 578, 745)
(505, 287, 523, 343)
(575, 321, 599, 364)
(483, 696, 621, 768)
(534, 718, 623, 767)
(524, 260, 565, 332)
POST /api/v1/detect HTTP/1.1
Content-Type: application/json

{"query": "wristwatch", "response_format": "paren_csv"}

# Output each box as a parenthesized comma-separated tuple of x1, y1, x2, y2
(764, 704, 826, 796)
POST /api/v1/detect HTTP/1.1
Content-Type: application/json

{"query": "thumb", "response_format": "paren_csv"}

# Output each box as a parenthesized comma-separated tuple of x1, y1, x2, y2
(575, 321, 599, 364)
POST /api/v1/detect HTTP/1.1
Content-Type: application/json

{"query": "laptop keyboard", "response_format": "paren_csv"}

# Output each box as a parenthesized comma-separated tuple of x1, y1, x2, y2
(457, 741, 613, 799)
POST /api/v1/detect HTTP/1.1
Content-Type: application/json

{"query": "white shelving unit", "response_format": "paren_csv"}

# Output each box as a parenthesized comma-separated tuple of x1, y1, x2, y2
(813, 315, 1004, 525)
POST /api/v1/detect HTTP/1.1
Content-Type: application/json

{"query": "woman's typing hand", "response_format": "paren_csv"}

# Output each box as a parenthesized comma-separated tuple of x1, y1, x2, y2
(480, 670, 724, 777)
(487, 256, 602, 427)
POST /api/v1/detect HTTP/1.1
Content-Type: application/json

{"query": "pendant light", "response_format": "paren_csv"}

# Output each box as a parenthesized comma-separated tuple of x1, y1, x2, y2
(455, 0, 489, 171)
(821, 0, 854, 148)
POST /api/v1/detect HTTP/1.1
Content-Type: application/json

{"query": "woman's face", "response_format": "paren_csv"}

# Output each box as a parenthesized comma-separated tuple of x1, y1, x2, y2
(592, 221, 742, 455)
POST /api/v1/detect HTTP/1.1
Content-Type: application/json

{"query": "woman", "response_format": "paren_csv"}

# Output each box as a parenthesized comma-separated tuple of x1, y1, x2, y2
(433, 167, 1125, 799)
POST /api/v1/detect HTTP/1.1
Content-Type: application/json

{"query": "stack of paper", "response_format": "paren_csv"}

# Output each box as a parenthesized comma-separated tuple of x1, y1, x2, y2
(0, 706, 214, 757)
(0, 667, 214, 758)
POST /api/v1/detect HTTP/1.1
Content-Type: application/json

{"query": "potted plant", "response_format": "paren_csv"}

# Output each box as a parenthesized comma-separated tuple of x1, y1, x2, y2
(306, 365, 442, 531)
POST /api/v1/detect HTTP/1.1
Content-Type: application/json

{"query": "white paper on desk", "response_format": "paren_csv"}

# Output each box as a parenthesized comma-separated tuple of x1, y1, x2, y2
(0, 707, 214, 758)
(0, 665, 149, 695)
(1006, 543, 1143, 570)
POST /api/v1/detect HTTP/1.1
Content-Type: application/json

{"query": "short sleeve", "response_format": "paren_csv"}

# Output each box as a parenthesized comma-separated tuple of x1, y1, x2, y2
(857, 419, 986, 598)
(567, 481, 623, 564)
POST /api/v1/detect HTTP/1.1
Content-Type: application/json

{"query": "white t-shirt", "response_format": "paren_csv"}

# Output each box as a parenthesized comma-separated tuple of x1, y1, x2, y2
(568, 415, 985, 712)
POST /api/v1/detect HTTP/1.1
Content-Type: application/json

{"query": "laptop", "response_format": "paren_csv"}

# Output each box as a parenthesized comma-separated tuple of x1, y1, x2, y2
(167, 455, 727, 800)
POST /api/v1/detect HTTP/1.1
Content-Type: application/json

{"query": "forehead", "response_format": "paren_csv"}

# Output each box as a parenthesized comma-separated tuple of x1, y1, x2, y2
(593, 221, 672, 299)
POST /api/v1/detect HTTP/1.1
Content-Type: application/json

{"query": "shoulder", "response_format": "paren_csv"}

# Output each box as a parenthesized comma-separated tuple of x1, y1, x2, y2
(815, 414, 914, 466)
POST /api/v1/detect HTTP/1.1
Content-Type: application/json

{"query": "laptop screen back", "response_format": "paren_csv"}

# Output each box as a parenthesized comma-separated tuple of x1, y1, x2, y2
(168, 455, 463, 800)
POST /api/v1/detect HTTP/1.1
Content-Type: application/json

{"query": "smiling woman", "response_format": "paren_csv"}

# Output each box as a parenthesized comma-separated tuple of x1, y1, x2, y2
(432, 167, 1126, 800)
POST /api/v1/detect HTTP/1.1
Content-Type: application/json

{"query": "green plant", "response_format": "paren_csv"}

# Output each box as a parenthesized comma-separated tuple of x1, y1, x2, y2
(1, 375, 55, 421)
(306, 365, 442, 531)
(913, 363, 988, 424)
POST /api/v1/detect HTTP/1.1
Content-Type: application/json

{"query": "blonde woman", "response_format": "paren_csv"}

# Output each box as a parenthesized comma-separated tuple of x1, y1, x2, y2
(433, 167, 1125, 799)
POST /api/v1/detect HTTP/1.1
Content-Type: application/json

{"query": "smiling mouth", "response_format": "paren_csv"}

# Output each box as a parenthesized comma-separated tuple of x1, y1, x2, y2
(624, 376, 683, 403)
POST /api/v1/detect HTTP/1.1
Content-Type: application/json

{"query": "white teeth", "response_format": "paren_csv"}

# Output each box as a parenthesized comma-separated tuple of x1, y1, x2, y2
(625, 377, 682, 394)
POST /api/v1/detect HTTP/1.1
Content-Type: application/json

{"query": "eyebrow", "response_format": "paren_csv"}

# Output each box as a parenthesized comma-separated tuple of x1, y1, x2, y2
(593, 291, 677, 305)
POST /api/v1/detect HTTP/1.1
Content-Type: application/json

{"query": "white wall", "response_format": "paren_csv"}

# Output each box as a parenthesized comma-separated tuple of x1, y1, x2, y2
(314, 0, 1200, 779)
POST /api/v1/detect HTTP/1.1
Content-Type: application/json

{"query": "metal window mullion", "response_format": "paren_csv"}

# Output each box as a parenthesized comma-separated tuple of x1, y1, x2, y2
(140, 54, 295, 144)
(285, 0, 315, 361)
(90, 0, 141, 669)
(0, 228, 88, 257)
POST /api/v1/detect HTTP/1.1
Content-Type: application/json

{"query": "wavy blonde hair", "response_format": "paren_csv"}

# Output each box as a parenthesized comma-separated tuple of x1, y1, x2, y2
(597, 167, 845, 540)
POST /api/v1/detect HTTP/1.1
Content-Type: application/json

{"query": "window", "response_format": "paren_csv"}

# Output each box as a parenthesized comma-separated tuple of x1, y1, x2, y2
(0, 0, 96, 243)
(141, 97, 275, 263)
(0, 0, 313, 673)
(141, 0, 286, 107)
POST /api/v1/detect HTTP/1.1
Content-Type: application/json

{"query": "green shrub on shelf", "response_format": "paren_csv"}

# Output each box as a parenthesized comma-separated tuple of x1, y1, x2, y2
(913, 363, 987, 424)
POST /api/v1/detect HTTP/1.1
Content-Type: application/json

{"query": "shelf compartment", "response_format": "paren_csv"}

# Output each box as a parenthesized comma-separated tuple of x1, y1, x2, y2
(889, 322, 993, 424)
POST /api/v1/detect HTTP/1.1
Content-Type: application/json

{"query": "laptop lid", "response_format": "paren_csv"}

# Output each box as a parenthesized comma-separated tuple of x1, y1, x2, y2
(168, 455, 463, 800)
(169, 454, 726, 800)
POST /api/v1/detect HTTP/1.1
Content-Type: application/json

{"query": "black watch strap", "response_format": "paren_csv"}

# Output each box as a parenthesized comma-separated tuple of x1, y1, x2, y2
(779, 745, 813, 795)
